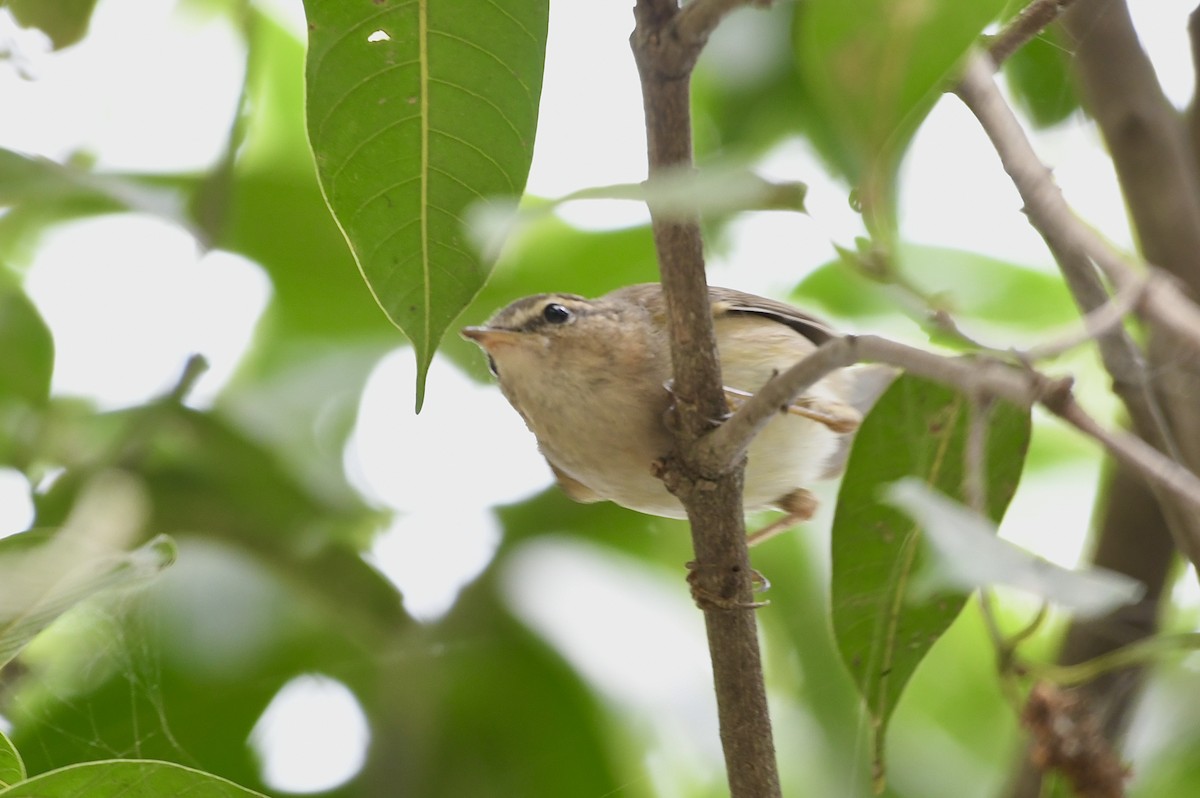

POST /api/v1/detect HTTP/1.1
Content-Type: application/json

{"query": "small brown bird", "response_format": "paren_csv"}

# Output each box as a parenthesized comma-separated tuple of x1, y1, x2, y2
(462, 283, 893, 543)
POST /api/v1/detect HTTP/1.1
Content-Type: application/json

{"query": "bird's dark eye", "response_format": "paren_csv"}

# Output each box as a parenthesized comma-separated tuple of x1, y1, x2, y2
(542, 303, 572, 324)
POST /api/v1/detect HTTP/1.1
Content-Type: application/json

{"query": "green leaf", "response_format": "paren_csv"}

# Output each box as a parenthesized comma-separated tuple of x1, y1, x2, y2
(0, 731, 23, 789)
(0, 760, 266, 797)
(213, 13, 394, 352)
(5, 0, 99, 50)
(0, 473, 174, 670)
(1002, 25, 1079, 128)
(0, 148, 190, 227)
(794, 0, 1005, 230)
(794, 243, 1076, 331)
(830, 374, 1030, 788)
(0, 284, 53, 406)
(304, 0, 549, 409)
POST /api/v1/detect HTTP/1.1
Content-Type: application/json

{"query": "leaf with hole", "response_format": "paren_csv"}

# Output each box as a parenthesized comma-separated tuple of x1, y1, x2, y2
(304, 0, 549, 409)
(830, 374, 1030, 788)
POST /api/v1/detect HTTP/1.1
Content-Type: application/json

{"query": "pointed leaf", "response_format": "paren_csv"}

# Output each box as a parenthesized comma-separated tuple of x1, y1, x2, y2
(831, 374, 1030, 787)
(304, 0, 549, 408)
(0, 760, 266, 797)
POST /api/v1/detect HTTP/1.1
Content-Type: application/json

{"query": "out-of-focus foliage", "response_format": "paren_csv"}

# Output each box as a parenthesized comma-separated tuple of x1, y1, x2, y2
(1, 2, 1198, 798)
(2, 0, 99, 50)
(793, 0, 1006, 234)
(1003, 25, 1081, 128)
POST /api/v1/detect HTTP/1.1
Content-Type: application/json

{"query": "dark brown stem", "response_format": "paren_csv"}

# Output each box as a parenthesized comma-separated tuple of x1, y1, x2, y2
(630, 2, 781, 796)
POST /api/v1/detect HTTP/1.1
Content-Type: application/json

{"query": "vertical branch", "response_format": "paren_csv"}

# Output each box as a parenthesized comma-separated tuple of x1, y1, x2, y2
(629, 2, 781, 796)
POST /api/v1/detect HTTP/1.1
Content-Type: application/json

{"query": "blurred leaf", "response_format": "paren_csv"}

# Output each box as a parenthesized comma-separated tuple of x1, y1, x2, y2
(467, 168, 804, 261)
(0, 473, 174, 669)
(1002, 26, 1079, 128)
(831, 375, 1030, 787)
(0, 760, 266, 797)
(304, 0, 549, 410)
(0, 148, 191, 228)
(794, 243, 1075, 331)
(693, 4, 808, 158)
(4, 0, 99, 50)
(0, 731, 23, 789)
(885, 478, 1144, 616)
(365, 576, 634, 797)
(0, 283, 53, 406)
(214, 13, 394, 354)
(794, 0, 1005, 231)
(219, 344, 387, 511)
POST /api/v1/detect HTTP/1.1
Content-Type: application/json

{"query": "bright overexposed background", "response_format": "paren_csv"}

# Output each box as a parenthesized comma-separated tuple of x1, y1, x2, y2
(2, 0, 1198, 793)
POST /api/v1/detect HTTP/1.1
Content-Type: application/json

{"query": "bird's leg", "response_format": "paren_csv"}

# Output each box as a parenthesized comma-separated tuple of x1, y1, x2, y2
(723, 386, 861, 433)
(747, 488, 818, 546)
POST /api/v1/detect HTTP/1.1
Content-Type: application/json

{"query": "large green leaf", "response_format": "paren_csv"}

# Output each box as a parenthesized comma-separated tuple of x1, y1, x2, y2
(794, 0, 1005, 230)
(0, 760, 266, 797)
(831, 374, 1030, 788)
(304, 0, 549, 409)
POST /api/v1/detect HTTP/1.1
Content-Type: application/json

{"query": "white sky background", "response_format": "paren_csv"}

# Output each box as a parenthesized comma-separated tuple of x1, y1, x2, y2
(1, 0, 1198, 793)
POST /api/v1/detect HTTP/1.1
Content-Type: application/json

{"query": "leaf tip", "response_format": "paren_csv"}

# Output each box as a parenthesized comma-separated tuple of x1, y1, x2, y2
(412, 347, 435, 414)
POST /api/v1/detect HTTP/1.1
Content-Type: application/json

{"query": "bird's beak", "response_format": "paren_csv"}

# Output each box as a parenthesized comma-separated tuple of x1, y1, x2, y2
(461, 326, 519, 351)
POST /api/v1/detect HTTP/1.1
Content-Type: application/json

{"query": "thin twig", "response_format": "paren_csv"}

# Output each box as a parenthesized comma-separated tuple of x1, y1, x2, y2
(1018, 273, 1148, 362)
(1030, 632, 1200, 687)
(674, 0, 761, 48)
(693, 334, 1200, 520)
(988, 0, 1078, 68)
(954, 52, 1200, 571)
(964, 395, 993, 515)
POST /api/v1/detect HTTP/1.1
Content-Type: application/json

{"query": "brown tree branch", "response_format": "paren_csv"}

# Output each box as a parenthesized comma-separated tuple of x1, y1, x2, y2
(961, 2, 1200, 791)
(630, 2, 781, 796)
(954, 53, 1200, 571)
(692, 335, 1200, 520)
